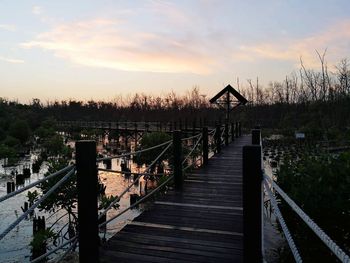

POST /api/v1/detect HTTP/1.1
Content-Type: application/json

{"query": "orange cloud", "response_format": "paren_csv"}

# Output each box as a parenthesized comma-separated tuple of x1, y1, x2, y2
(21, 19, 214, 74)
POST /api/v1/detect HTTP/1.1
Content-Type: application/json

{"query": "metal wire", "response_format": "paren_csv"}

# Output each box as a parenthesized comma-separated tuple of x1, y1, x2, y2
(30, 236, 78, 263)
(263, 179, 303, 263)
(97, 140, 172, 162)
(98, 142, 172, 219)
(99, 175, 174, 228)
(264, 174, 350, 263)
(0, 165, 75, 203)
(0, 168, 75, 241)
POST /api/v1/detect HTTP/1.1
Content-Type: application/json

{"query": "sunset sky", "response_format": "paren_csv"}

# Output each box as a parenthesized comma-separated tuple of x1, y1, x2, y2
(1, 0, 350, 103)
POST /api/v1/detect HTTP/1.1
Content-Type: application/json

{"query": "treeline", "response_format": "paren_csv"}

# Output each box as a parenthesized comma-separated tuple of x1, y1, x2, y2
(0, 53, 349, 141)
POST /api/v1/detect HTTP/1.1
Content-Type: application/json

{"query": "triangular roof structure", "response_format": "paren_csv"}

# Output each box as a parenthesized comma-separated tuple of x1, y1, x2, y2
(209, 84, 248, 106)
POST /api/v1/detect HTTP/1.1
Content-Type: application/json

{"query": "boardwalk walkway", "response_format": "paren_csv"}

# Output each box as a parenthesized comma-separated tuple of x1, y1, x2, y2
(100, 136, 251, 263)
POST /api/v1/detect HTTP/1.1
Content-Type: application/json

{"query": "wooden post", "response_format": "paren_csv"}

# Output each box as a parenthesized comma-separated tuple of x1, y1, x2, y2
(224, 122, 229, 146)
(215, 124, 221, 153)
(231, 122, 235, 142)
(243, 145, 262, 263)
(76, 141, 99, 263)
(252, 129, 261, 145)
(235, 122, 239, 138)
(173, 131, 183, 190)
(202, 127, 208, 165)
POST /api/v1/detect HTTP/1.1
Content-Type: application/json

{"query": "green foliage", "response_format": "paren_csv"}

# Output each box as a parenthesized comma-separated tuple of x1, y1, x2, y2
(8, 119, 31, 144)
(0, 144, 16, 159)
(99, 195, 119, 210)
(2, 136, 20, 147)
(27, 190, 39, 205)
(276, 151, 350, 261)
(43, 135, 69, 156)
(38, 159, 77, 214)
(134, 132, 171, 166)
(30, 229, 57, 251)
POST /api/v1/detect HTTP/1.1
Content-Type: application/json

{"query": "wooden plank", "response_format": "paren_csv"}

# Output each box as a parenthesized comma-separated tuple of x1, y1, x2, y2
(100, 136, 251, 263)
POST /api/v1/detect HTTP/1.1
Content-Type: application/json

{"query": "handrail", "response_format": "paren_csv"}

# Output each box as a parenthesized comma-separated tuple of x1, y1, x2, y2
(30, 235, 78, 263)
(98, 168, 165, 177)
(259, 129, 350, 263)
(0, 165, 75, 203)
(97, 140, 172, 162)
(51, 238, 78, 263)
(98, 142, 172, 220)
(182, 134, 203, 165)
(263, 179, 302, 263)
(181, 133, 201, 141)
(264, 173, 350, 263)
(99, 175, 174, 228)
(0, 168, 76, 241)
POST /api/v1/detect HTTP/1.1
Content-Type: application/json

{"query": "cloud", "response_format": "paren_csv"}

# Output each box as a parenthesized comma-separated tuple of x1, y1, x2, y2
(0, 56, 24, 64)
(21, 18, 215, 74)
(233, 19, 350, 68)
(32, 5, 44, 15)
(0, 24, 16, 31)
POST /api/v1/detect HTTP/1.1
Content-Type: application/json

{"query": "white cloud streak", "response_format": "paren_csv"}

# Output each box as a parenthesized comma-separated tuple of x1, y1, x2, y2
(0, 56, 24, 64)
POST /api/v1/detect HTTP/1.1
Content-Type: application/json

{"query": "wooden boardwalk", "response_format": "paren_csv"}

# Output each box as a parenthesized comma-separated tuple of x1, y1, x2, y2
(100, 136, 251, 263)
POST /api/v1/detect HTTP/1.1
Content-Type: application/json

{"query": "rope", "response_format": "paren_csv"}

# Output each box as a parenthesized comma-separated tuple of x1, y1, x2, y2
(99, 175, 174, 228)
(0, 168, 75, 241)
(98, 142, 172, 219)
(264, 174, 350, 263)
(181, 133, 201, 141)
(30, 236, 78, 263)
(0, 165, 75, 203)
(51, 238, 78, 263)
(97, 140, 172, 162)
(263, 179, 303, 263)
(98, 168, 165, 177)
(182, 134, 203, 165)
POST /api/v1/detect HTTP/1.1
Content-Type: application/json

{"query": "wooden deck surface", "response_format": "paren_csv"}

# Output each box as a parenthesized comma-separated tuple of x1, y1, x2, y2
(100, 136, 251, 263)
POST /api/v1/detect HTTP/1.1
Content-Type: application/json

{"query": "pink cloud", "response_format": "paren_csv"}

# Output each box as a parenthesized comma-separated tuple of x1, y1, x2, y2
(21, 18, 215, 74)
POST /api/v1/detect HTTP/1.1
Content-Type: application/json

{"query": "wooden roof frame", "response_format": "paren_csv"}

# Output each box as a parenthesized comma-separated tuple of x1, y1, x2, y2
(209, 84, 248, 110)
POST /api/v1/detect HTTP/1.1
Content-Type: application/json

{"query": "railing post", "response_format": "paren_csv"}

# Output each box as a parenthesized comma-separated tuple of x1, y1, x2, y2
(173, 130, 183, 190)
(252, 129, 261, 145)
(231, 122, 235, 142)
(235, 122, 239, 138)
(243, 145, 262, 263)
(215, 124, 221, 153)
(202, 127, 208, 165)
(239, 121, 242, 137)
(224, 122, 229, 146)
(76, 140, 99, 263)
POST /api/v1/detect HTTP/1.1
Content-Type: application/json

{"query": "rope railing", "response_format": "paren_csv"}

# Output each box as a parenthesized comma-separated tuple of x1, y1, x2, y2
(99, 175, 174, 228)
(97, 140, 172, 162)
(0, 168, 76, 241)
(51, 238, 78, 263)
(98, 142, 173, 220)
(30, 235, 78, 263)
(98, 168, 165, 177)
(0, 165, 75, 203)
(181, 133, 201, 141)
(264, 173, 350, 263)
(263, 179, 303, 263)
(182, 134, 203, 166)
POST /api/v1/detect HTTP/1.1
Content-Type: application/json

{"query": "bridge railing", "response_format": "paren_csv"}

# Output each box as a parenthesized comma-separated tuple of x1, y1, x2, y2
(0, 121, 242, 262)
(243, 129, 350, 263)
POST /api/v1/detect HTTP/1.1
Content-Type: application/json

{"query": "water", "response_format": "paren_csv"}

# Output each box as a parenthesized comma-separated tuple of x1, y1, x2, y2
(0, 140, 143, 262)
